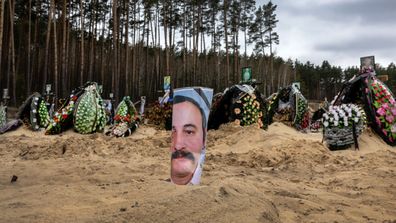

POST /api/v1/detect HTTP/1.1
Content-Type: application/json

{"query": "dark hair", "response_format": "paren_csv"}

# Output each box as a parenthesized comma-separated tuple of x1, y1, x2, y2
(173, 95, 207, 141)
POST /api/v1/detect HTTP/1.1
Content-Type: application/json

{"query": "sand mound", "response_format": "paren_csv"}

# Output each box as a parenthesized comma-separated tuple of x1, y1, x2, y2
(1, 122, 395, 222)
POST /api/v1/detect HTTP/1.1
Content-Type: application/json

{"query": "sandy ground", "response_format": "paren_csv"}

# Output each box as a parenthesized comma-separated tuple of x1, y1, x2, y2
(0, 122, 395, 223)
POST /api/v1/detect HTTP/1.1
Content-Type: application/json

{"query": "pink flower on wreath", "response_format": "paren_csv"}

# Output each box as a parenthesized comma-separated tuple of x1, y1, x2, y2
(391, 107, 396, 116)
(382, 129, 388, 136)
(389, 137, 394, 143)
(377, 107, 386, 116)
(376, 116, 381, 126)
(375, 93, 380, 98)
(390, 98, 396, 104)
(386, 115, 395, 123)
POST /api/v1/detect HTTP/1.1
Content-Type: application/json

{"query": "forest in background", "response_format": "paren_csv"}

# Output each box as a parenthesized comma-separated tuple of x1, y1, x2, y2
(1, 0, 395, 107)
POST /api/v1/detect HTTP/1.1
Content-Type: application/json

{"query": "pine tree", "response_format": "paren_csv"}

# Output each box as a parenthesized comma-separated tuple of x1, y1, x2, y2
(263, 1, 279, 94)
(249, 6, 266, 55)
(240, 0, 255, 61)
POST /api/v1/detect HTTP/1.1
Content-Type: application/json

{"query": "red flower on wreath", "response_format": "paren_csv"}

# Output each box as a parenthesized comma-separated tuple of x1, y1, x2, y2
(124, 114, 131, 123)
(114, 114, 133, 123)
(114, 114, 121, 122)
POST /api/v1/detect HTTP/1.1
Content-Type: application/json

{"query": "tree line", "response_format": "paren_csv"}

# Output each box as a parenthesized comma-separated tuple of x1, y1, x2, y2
(0, 0, 395, 107)
(0, 0, 283, 106)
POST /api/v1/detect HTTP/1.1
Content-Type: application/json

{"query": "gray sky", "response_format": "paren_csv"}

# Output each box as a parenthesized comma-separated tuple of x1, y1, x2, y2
(256, 0, 396, 68)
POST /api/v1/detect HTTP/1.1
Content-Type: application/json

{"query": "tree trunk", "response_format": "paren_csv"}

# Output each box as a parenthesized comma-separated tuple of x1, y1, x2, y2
(43, 0, 53, 92)
(61, 0, 67, 96)
(131, 2, 136, 97)
(0, 0, 5, 81)
(32, 0, 41, 93)
(244, 29, 247, 66)
(223, 0, 229, 85)
(182, 3, 186, 86)
(196, 4, 202, 85)
(51, 0, 58, 105)
(155, 3, 160, 92)
(145, 7, 149, 97)
(100, 9, 107, 93)
(164, 2, 169, 78)
(88, 0, 96, 82)
(27, 0, 31, 95)
(117, 4, 122, 98)
(112, 0, 119, 102)
(192, 5, 196, 84)
(283, 64, 288, 87)
(8, 0, 16, 104)
(233, 33, 238, 84)
(124, 0, 129, 96)
(64, 1, 71, 95)
(80, 0, 84, 85)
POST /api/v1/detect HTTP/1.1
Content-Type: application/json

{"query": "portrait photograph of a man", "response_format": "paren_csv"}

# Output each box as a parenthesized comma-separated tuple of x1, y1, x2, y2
(360, 55, 375, 70)
(170, 87, 213, 185)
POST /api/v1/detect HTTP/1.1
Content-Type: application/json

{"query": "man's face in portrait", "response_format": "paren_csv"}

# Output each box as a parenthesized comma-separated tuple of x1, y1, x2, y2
(364, 58, 372, 68)
(171, 101, 204, 185)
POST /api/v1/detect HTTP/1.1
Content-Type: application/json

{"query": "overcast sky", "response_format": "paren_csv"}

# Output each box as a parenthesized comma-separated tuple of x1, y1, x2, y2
(255, 0, 396, 68)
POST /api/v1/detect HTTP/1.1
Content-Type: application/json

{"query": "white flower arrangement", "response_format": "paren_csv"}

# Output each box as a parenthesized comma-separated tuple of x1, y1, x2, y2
(322, 104, 362, 128)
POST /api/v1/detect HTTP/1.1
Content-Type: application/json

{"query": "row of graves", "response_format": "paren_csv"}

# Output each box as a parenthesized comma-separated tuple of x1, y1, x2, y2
(143, 63, 396, 151)
(1, 60, 395, 150)
(0, 82, 142, 137)
(144, 69, 310, 133)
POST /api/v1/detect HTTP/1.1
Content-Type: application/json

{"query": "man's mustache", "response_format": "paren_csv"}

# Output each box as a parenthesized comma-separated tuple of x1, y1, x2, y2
(171, 150, 195, 161)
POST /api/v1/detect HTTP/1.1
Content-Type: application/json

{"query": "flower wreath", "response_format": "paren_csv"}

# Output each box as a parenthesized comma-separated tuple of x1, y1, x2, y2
(368, 77, 396, 142)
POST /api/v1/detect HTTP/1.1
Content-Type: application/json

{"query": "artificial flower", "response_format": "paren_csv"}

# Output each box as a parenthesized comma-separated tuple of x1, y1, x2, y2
(386, 115, 394, 123)
(376, 116, 381, 125)
(377, 107, 386, 116)
(391, 124, 396, 133)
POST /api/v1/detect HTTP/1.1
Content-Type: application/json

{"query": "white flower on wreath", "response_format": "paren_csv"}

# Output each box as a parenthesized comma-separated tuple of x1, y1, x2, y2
(323, 121, 329, 127)
(391, 124, 396, 133)
(334, 121, 339, 126)
(344, 121, 348, 126)
(354, 117, 359, 123)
